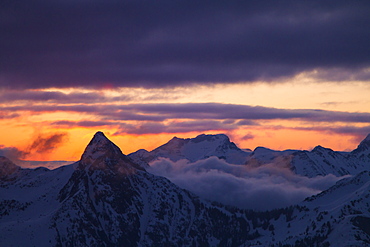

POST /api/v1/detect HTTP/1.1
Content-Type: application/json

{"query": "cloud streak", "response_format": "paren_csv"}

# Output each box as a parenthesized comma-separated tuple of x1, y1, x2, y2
(3, 103, 370, 123)
(0, 90, 132, 104)
(28, 133, 69, 154)
(147, 156, 348, 210)
(0, 145, 28, 161)
(1, 0, 369, 89)
(3, 101, 369, 139)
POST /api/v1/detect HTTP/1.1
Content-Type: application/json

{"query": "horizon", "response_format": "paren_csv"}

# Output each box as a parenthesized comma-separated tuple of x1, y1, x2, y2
(1, 1, 369, 163)
(3, 130, 370, 170)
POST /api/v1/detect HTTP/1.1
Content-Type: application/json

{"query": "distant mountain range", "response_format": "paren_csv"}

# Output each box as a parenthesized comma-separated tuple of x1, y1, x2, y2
(129, 133, 370, 177)
(1, 132, 369, 246)
(128, 133, 251, 167)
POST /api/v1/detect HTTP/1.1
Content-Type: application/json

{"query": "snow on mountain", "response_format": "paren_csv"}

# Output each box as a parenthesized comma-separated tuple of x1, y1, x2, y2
(244, 147, 297, 168)
(291, 135, 370, 177)
(129, 133, 251, 166)
(1, 132, 369, 246)
(0, 132, 253, 246)
(350, 133, 370, 163)
(247, 171, 370, 246)
(130, 132, 370, 178)
(244, 134, 370, 178)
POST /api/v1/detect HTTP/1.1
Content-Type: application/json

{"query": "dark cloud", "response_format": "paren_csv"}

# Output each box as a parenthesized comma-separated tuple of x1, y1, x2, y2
(0, 132, 69, 163)
(114, 120, 236, 135)
(1, 0, 369, 89)
(0, 90, 132, 104)
(0, 145, 28, 161)
(147, 157, 348, 210)
(28, 132, 69, 154)
(52, 120, 118, 128)
(241, 132, 255, 141)
(2, 98, 369, 138)
(117, 103, 370, 123)
(2, 102, 370, 123)
(2, 102, 369, 136)
(0, 112, 19, 119)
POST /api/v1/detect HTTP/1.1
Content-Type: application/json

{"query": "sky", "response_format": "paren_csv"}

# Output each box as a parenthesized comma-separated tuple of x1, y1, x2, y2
(1, 0, 370, 165)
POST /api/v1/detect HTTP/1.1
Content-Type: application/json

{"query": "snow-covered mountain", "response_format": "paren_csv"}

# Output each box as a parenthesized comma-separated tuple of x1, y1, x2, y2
(129, 133, 251, 167)
(245, 134, 370, 177)
(129, 132, 370, 177)
(0, 132, 253, 246)
(1, 132, 369, 246)
(242, 170, 370, 246)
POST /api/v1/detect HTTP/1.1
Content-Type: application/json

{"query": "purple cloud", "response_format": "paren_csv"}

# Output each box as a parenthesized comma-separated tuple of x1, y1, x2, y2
(1, 1, 369, 89)
(0, 145, 28, 161)
(114, 120, 236, 135)
(2, 101, 369, 137)
(0, 90, 132, 104)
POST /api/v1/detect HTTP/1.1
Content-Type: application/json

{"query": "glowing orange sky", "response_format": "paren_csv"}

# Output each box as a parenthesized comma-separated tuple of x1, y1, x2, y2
(0, 79, 369, 164)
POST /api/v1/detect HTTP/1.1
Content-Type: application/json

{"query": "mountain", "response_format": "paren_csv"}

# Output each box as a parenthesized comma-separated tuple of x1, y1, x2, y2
(1, 132, 369, 246)
(248, 171, 370, 246)
(0, 156, 20, 180)
(0, 132, 253, 246)
(244, 147, 297, 168)
(129, 133, 370, 177)
(129, 134, 251, 166)
(245, 134, 370, 177)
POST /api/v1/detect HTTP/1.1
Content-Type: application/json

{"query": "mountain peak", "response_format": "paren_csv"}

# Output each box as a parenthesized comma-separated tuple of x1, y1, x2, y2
(312, 145, 333, 153)
(192, 133, 229, 143)
(81, 131, 121, 161)
(0, 156, 20, 179)
(79, 132, 144, 172)
(352, 133, 370, 154)
(93, 131, 107, 140)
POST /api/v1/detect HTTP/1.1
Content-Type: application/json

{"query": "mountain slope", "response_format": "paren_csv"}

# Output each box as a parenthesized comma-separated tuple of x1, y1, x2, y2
(1, 132, 369, 246)
(244, 134, 370, 177)
(0, 132, 254, 246)
(129, 134, 251, 166)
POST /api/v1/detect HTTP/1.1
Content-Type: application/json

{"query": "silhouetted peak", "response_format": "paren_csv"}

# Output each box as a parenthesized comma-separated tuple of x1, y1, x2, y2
(353, 133, 370, 153)
(0, 156, 20, 178)
(79, 132, 144, 172)
(192, 134, 229, 143)
(81, 131, 122, 161)
(312, 145, 333, 153)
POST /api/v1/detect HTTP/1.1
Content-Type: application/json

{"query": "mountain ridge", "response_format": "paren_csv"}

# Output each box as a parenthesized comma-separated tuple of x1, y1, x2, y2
(128, 133, 251, 166)
(1, 132, 369, 246)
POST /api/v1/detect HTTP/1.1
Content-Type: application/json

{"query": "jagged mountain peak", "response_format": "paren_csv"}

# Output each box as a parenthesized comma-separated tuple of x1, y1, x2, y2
(79, 131, 144, 172)
(81, 131, 122, 160)
(128, 133, 249, 164)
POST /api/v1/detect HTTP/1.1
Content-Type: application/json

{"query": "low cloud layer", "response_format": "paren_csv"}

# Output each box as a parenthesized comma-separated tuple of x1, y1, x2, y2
(148, 157, 348, 210)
